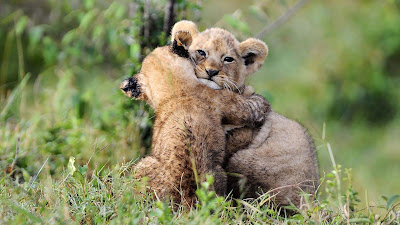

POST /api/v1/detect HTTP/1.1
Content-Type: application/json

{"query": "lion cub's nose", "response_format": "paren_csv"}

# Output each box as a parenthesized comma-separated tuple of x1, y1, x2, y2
(206, 69, 219, 78)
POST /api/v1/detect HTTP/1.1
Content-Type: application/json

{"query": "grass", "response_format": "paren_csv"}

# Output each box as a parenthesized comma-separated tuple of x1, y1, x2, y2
(1, 144, 400, 224)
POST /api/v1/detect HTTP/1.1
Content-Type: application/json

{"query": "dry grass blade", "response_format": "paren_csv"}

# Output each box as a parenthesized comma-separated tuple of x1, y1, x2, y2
(6, 137, 20, 175)
(0, 74, 30, 119)
(238, 199, 262, 214)
(28, 157, 49, 189)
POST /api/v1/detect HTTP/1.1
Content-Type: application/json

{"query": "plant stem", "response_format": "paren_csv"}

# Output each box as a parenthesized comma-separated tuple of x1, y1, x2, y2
(255, 0, 310, 39)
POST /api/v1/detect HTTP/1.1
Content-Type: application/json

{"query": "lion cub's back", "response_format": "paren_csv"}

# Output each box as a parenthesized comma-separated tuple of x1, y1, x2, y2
(237, 111, 319, 190)
(259, 111, 318, 177)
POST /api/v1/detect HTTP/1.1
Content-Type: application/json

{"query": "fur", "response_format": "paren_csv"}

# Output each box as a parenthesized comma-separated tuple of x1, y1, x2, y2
(171, 20, 319, 209)
(120, 42, 270, 207)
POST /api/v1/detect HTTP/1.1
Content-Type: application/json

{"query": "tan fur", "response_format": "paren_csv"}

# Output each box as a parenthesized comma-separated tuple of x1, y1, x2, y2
(120, 43, 270, 206)
(172, 21, 268, 94)
(172, 21, 319, 209)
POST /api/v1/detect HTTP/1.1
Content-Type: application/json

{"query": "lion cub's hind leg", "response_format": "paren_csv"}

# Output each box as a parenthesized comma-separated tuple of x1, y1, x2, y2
(134, 156, 175, 201)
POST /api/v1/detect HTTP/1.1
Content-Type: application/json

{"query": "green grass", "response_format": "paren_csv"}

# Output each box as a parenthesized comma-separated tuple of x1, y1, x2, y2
(1, 143, 399, 224)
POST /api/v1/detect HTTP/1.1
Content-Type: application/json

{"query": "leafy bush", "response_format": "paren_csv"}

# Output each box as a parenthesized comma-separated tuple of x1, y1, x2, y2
(0, 0, 201, 177)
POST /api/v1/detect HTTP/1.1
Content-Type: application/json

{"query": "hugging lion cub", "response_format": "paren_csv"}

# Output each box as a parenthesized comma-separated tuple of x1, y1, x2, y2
(172, 21, 319, 209)
(120, 30, 270, 206)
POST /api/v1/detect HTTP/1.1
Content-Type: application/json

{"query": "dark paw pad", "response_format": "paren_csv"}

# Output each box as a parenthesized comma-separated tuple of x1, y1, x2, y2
(120, 77, 141, 98)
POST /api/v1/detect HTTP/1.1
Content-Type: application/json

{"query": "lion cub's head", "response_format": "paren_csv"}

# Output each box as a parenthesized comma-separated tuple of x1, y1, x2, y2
(171, 20, 268, 94)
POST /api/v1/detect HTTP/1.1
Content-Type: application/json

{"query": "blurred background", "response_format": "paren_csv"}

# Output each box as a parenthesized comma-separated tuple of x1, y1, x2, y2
(1, 0, 399, 209)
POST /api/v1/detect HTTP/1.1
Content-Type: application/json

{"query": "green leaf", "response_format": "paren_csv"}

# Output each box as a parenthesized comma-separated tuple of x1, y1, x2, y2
(67, 156, 76, 176)
(290, 213, 304, 220)
(196, 189, 206, 201)
(206, 175, 214, 184)
(15, 16, 28, 35)
(93, 25, 104, 39)
(29, 26, 43, 45)
(114, 5, 126, 19)
(62, 30, 76, 45)
(248, 5, 267, 22)
(42, 36, 58, 65)
(73, 171, 85, 186)
(224, 14, 238, 28)
(223, 14, 251, 35)
(201, 181, 210, 190)
(130, 43, 140, 59)
(84, 0, 95, 10)
(78, 165, 88, 175)
(386, 194, 400, 210)
(79, 10, 96, 30)
(326, 173, 335, 178)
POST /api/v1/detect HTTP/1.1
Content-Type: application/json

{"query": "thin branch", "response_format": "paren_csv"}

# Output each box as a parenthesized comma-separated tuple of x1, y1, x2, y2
(381, 201, 400, 222)
(255, 0, 310, 39)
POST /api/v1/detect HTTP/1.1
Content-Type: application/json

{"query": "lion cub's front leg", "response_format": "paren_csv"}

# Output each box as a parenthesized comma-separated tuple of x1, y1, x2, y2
(225, 127, 259, 156)
(221, 93, 270, 128)
(220, 93, 269, 157)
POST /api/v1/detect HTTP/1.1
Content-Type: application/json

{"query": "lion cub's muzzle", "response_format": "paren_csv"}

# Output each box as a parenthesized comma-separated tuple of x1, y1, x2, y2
(120, 77, 141, 98)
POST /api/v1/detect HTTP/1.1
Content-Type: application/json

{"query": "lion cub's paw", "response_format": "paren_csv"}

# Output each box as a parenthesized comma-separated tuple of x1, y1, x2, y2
(247, 94, 270, 127)
(120, 77, 140, 98)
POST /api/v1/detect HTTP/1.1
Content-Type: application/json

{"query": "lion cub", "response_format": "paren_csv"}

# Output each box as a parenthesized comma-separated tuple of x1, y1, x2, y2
(120, 33, 270, 206)
(172, 21, 319, 209)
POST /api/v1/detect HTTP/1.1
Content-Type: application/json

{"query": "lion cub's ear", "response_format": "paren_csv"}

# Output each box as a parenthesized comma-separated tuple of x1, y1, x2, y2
(239, 38, 268, 76)
(171, 20, 199, 50)
(174, 31, 193, 50)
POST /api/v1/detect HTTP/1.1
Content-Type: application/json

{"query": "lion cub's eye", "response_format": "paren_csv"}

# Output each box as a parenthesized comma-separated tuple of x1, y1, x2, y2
(223, 57, 234, 63)
(197, 50, 206, 57)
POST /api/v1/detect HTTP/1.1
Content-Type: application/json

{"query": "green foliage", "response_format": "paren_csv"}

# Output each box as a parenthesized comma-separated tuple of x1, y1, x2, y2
(0, 0, 202, 178)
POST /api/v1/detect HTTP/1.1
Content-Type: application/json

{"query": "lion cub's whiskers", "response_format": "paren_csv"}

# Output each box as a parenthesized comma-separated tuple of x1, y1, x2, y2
(225, 78, 241, 94)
